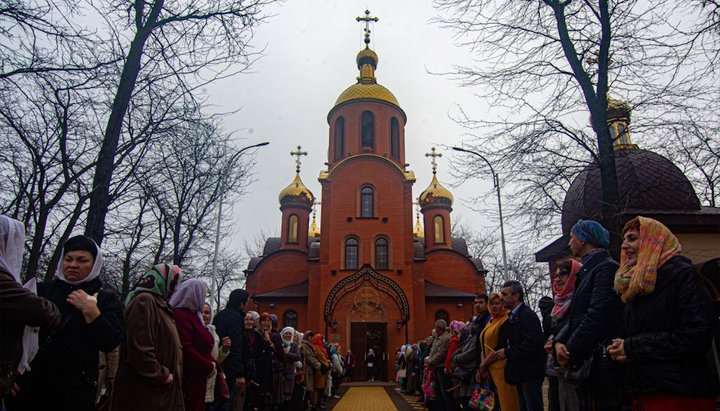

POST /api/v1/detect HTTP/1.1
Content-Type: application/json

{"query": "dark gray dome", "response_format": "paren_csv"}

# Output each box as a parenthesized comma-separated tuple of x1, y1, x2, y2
(562, 148, 700, 234)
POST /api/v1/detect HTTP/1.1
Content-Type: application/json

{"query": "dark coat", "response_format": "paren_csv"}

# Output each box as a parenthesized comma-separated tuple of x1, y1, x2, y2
(503, 303, 546, 383)
(245, 330, 273, 393)
(622, 255, 719, 397)
(555, 249, 622, 366)
(112, 292, 184, 411)
(8, 277, 122, 411)
(0, 271, 60, 397)
(212, 306, 246, 380)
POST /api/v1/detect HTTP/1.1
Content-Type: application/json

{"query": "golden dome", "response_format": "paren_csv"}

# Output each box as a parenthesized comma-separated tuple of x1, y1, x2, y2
(419, 175, 454, 208)
(607, 94, 630, 118)
(309, 214, 320, 237)
(278, 173, 314, 206)
(413, 212, 424, 238)
(335, 83, 399, 107)
(333, 45, 400, 108)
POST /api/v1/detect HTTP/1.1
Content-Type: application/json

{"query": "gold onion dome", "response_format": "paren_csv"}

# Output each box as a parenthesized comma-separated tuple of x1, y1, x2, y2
(419, 175, 454, 208)
(607, 94, 631, 121)
(334, 46, 400, 108)
(278, 173, 314, 206)
(309, 215, 320, 237)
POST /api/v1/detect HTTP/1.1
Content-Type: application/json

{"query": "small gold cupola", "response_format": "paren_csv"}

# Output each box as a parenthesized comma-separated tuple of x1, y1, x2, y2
(279, 145, 315, 206)
(413, 202, 424, 238)
(607, 94, 637, 150)
(419, 147, 454, 208)
(309, 202, 320, 237)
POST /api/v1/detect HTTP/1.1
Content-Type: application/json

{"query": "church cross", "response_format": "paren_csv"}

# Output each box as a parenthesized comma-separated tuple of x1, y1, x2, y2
(425, 147, 442, 174)
(290, 145, 308, 173)
(356, 10, 379, 45)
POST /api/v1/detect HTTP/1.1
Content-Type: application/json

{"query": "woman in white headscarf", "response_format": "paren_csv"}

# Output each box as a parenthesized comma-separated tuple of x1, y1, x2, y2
(0, 216, 60, 400)
(7, 234, 122, 411)
(169, 279, 216, 411)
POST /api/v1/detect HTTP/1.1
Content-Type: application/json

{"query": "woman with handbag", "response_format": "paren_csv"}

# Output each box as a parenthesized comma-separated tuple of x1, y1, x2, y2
(608, 217, 719, 410)
(478, 292, 518, 411)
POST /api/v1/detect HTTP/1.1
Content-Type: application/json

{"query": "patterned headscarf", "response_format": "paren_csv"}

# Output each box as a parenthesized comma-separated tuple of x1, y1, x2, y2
(551, 259, 581, 320)
(571, 219, 610, 248)
(614, 216, 681, 303)
(125, 264, 182, 305)
(449, 320, 466, 334)
(0, 215, 25, 283)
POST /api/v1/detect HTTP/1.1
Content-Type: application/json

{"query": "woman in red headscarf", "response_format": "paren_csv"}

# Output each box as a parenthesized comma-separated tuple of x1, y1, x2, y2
(545, 259, 581, 411)
(312, 334, 330, 407)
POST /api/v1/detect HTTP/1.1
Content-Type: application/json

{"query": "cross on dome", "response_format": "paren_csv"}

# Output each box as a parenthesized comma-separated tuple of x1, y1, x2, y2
(356, 9, 378, 46)
(425, 147, 443, 174)
(290, 145, 308, 173)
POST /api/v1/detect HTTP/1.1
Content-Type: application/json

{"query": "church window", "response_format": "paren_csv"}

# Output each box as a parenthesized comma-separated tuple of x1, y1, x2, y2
(433, 215, 445, 244)
(283, 310, 297, 328)
(390, 117, 400, 159)
(375, 238, 388, 270)
(334, 117, 345, 160)
(361, 111, 375, 149)
(345, 238, 359, 270)
(435, 310, 449, 323)
(360, 187, 374, 217)
(288, 215, 298, 243)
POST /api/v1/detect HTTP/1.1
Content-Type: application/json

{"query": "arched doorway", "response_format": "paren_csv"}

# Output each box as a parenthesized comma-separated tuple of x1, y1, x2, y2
(324, 265, 410, 381)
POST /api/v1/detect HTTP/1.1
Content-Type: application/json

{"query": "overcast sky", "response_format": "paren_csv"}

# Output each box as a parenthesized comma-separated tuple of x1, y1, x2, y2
(206, 0, 519, 257)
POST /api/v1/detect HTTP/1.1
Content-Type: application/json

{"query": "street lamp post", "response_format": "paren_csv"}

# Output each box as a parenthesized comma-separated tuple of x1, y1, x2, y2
(452, 146, 508, 278)
(211, 141, 269, 307)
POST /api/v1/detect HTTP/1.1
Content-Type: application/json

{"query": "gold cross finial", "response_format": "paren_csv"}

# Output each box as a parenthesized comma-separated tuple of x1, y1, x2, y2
(290, 145, 308, 173)
(425, 147, 442, 174)
(356, 10, 379, 46)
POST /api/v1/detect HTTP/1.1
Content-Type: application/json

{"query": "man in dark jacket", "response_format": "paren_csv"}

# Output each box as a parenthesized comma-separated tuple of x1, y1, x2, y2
(470, 293, 490, 335)
(214, 288, 249, 411)
(553, 219, 623, 411)
(495, 280, 545, 411)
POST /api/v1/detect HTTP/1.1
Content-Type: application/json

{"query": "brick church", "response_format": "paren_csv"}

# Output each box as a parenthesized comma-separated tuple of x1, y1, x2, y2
(244, 13, 486, 380)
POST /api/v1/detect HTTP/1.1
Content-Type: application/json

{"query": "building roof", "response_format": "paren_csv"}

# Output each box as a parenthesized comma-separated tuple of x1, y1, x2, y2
(425, 281, 476, 298)
(253, 281, 308, 299)
(562, 148, 701, 234)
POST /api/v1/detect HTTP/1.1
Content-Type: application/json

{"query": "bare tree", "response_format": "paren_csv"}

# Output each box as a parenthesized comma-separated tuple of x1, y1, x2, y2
(435, 0, 718, 246)
(84, 0, 274, 244)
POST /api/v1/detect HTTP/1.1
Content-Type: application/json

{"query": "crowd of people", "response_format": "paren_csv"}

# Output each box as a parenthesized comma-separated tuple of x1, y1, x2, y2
(393, 218, 718, 411)
(1, 214, 719, 411)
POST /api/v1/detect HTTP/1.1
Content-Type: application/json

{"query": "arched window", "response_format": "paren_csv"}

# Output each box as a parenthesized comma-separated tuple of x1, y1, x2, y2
(345, 238, 359, 270)
(360, 187, 374, 217)
(435, 310, 449, 323)
(375, 238, 388, 270)
(334, 117, 345, 160)
(288, 215, 298, 243)
(390, 117, 400, 160)
(361, 111, 374, 149)
(434, 215, 445, 243)
(283, 310, 297, 328)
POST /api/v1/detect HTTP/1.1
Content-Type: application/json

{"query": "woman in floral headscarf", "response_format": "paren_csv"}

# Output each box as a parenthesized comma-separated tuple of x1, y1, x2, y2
(479, 292, 518, 411)
(112, 264, 183, 411)
(607, 217, 718, 410)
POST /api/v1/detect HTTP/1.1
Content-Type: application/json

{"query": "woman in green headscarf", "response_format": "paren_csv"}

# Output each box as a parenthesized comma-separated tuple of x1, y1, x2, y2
(112, 264, 184, 411)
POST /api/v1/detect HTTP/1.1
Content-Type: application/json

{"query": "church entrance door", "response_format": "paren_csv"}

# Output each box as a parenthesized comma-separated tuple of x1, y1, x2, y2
(350, 322, 387, 381)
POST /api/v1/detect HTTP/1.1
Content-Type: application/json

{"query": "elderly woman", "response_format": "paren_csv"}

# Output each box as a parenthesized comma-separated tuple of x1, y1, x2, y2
(608, 217, 718, 410)
(261, 313, 286, 408)
(0, 216, 60, 399)
(113, 264, 183, 411)
(244, 311, 272, 409)
(170, 279, 215, 411)
(300, 330, 321, 410)
(312, 334, 330, 406)
(479, 292, 519, 411)
(280, 326, 301, 407)
(8, 235, 122, 411)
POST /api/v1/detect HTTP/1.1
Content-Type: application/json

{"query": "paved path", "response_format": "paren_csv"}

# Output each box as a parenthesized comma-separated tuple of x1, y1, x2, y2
(328, 382, 421, 410)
